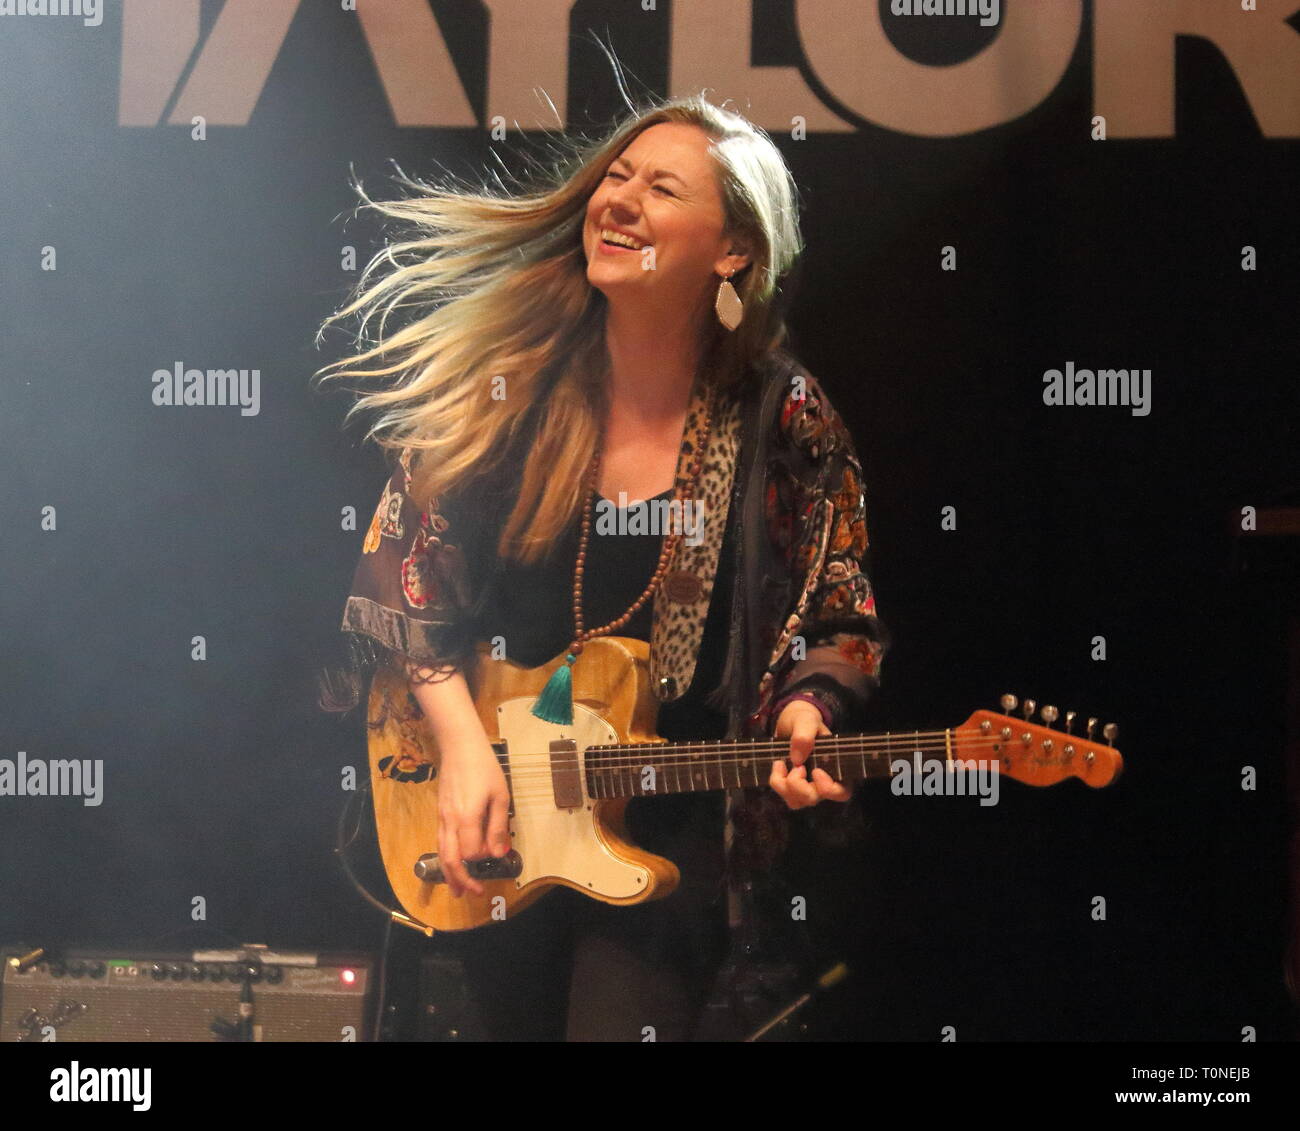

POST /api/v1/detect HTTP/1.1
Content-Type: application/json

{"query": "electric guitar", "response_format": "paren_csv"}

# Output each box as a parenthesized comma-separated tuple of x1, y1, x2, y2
(366, 636, 1123, 933)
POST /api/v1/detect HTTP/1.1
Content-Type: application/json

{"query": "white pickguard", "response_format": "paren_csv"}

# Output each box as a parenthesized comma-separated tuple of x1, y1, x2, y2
(496, 697, 651, 900)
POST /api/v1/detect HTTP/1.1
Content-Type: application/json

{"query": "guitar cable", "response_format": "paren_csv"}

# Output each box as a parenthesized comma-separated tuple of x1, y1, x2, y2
(334, 780, 412, 1042)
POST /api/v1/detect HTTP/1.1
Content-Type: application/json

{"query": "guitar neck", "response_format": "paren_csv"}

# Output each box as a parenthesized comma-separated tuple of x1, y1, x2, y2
(583, 731, 956, 799)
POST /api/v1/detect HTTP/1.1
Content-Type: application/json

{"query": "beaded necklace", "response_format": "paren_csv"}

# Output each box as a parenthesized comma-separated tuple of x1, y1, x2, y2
(530, 385, 715, 725)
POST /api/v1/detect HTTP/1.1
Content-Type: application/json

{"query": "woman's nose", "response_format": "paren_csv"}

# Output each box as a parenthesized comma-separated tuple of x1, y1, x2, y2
(606, 179, 643, 214)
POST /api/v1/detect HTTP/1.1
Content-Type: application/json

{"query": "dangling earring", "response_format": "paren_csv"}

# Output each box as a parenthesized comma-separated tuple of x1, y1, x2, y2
(715, 268, 743, 331)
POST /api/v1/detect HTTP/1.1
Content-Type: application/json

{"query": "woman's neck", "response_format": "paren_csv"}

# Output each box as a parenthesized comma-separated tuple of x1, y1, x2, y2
(602, 303, 702, 427)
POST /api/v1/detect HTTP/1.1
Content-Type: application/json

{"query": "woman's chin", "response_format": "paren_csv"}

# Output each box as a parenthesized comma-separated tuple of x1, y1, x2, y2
(587, 266, 643, 296)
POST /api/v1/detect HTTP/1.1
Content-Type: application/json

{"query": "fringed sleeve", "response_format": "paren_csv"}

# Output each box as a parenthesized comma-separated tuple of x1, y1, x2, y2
(318, 446, 481, 714)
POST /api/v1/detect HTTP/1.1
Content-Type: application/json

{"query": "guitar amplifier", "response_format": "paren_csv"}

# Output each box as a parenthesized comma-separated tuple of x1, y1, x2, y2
(0, 946, 374, 1042)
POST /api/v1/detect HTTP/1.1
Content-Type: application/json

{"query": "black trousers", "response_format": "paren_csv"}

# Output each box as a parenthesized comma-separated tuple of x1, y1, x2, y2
(414, 792, 731, 1041)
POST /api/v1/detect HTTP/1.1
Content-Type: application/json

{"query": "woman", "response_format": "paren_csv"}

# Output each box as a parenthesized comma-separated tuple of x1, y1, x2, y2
(316, 95, 888, 1040)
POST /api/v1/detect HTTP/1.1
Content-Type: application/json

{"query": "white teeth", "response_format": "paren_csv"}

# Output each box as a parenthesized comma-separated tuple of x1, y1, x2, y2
(600, 228, 645, 250)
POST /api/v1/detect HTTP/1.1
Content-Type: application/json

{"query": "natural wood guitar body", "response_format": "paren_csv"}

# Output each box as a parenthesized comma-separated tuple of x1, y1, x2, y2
(368, 636, 677, 933)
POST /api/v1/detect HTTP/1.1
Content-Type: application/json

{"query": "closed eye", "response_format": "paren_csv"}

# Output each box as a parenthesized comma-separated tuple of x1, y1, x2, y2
(604, 170, 675, 197)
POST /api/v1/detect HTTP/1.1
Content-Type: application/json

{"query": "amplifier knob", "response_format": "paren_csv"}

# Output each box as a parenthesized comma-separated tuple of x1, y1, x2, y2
(89, 962, 106, 979)
(168, 963, 186, 981)
(150, 963, 166, 981)
(68, 961, 86, 978)
(265, 967, 284, 985)
(50, 963, 67, 978)
(189, 964, 204, 981)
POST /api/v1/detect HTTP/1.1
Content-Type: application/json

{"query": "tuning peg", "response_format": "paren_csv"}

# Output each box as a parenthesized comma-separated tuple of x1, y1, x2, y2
(1102, 722, 1118, 745)
(1000, 693, 1018, 714)
(1064, 710, 1076, 735)
(1021, 698, 1036, 720)
(1086, 717, 1098, 740)
(1040, 705, 1058, 725)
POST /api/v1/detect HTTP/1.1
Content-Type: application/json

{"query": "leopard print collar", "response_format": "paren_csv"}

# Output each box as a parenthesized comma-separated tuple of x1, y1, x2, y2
(649, 379, 744, 701)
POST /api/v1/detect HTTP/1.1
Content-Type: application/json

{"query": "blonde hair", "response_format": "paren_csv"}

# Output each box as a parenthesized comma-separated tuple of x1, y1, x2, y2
(313, 94, 804, 565)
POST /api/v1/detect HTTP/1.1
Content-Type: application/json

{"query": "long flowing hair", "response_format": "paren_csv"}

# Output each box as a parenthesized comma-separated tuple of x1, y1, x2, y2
(313, 94, 804, 565)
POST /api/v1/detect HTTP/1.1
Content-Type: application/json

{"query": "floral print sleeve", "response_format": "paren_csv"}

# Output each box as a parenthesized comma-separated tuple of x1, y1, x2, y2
(760, 375, 889, 734)
(340, 446, 478, 681)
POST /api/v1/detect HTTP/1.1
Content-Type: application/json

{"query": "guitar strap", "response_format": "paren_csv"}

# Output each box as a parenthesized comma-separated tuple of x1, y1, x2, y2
(649, 380, 744, 702)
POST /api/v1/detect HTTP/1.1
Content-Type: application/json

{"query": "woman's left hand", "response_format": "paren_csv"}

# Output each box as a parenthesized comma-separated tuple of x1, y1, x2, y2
(769, 700, 851, 809)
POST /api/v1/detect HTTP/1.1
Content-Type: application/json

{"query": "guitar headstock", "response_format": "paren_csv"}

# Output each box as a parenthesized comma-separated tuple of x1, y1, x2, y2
(953, 694, 1124, 788)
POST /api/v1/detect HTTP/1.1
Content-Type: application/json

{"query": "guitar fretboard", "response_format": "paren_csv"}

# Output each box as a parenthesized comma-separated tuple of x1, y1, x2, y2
(583, 731, 960, 798)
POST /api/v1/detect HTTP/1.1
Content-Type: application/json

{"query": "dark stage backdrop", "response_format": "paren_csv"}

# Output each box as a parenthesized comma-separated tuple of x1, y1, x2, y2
(1, 0, 1297, 1042)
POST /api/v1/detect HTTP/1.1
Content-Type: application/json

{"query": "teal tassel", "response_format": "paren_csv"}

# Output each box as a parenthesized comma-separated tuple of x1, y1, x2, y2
(531, 652, 577, 725)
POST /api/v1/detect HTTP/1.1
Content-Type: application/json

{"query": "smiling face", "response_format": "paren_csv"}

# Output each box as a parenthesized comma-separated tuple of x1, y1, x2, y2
(583, 121, 749, 318)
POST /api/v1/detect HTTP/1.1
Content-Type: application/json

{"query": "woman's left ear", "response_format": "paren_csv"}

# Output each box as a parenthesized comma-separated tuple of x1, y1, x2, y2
(717, 239, 752, 278)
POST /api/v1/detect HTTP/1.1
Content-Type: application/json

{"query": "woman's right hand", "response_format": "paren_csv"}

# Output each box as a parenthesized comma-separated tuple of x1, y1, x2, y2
(436, 737, 512, 898)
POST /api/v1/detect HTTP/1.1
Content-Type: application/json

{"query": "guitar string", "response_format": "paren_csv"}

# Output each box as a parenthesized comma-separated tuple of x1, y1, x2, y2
(386, 734, 1112, 796)
(388, 725, 1076, 771)
(392, 734, 1104, 776)
(472, 731, 1099, 770)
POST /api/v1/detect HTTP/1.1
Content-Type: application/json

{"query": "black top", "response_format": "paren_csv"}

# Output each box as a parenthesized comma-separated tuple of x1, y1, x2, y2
(473, 487, 738, 744)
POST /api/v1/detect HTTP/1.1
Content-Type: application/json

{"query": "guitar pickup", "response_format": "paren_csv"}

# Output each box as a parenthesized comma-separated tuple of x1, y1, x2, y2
(549, 738, 582, 809)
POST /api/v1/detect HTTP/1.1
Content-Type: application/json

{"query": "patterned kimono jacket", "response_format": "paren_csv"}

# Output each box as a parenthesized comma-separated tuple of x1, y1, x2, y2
(335, 347, 889, 744)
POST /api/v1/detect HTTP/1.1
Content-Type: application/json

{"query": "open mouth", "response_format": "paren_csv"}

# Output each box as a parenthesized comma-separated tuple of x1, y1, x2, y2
(598, 227, 649, 253)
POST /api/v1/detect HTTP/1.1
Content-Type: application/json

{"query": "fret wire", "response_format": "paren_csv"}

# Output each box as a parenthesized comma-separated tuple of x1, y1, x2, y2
(501, 740, 996, 779)
(505, 736, 1023, 795)
(501, 741, 1021, 801)
(494, 734, 1030, 790)
(502, 735, 1010, 779)
(579, 732, 965, 763)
